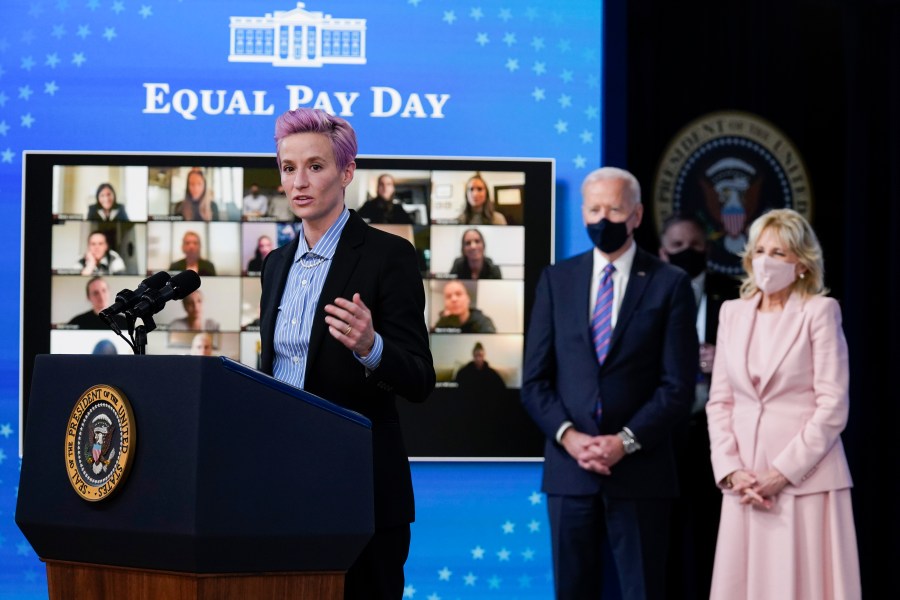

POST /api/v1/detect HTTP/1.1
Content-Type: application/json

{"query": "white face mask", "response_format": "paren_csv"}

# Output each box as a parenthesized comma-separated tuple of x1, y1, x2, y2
(752, 255, 798, 294)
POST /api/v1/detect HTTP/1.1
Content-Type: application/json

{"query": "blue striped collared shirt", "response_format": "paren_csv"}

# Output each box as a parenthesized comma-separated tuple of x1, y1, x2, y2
(272, 208, 383, 389)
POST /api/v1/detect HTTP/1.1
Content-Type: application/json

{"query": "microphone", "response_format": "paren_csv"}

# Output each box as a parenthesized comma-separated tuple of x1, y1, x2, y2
(99, 271, 171, 324)
(127, 270, 202, 321)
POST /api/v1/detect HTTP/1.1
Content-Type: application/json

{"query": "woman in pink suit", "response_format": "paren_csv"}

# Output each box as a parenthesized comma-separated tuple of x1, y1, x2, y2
(706, 208, 861, 599)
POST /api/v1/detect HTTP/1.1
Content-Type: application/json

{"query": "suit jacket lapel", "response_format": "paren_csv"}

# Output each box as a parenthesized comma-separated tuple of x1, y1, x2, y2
(569, 252, 594, 348)
(262, 235, 300, 353)
(731, 295, 758, 394)
(609, 249, 652, 354)
(757, 292, 805, 395)
(307, 211, 365, 365)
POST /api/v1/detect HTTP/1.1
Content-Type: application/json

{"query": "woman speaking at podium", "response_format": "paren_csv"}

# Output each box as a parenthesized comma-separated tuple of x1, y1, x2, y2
(257, 108, 435, 600)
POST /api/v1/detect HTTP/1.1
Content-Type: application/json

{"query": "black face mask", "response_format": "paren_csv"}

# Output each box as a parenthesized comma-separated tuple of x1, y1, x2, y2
(587, 218, 630, 254)
(667, 247, 707, 278)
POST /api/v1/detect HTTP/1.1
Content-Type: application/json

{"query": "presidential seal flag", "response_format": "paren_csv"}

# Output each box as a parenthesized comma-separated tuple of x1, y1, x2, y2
(653, 110, 813, 276)
(65, 384, 136, 502)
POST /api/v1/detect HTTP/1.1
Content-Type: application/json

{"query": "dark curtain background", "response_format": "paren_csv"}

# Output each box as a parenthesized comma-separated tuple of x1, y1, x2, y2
(606, 0, 900, 594)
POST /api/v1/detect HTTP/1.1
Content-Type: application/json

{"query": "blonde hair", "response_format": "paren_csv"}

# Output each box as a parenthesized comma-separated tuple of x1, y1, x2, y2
(739, 208, 827, 299)
(183, 168, 215, 222)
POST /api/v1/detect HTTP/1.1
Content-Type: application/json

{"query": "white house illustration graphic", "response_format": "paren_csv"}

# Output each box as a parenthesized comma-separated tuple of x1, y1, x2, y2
(228, 2, 366, 67)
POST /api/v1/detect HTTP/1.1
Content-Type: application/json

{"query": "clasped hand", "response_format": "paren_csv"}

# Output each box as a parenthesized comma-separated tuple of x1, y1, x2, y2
(561, 429, 624, 475)
(728, 468, 789, 510)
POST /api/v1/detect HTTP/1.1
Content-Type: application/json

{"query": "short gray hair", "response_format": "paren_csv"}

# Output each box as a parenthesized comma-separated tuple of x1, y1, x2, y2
(581, 167, 641, 205)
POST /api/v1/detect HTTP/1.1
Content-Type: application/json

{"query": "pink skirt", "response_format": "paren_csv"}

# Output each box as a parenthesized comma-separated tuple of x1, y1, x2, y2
(709, 488, 861, 600)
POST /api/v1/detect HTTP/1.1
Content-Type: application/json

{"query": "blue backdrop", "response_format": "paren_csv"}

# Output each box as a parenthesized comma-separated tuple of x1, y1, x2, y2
(0, 2, 603, 597)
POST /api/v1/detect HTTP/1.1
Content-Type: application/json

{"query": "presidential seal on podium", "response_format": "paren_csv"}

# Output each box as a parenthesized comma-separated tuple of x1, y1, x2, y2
(65, 384, 136, 502)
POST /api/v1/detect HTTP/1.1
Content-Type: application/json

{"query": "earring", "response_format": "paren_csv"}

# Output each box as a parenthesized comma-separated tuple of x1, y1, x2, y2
(799, 272, 806, 280)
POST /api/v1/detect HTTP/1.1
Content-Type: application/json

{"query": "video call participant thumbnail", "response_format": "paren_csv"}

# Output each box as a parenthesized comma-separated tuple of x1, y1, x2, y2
(450, 228, 502, 280)
(167, 289, 220, 332)
(169, 230, 217, 276)
(458, 173, 507, 225)
(190, 332, 214, 356)
(246, 235, 273, 273)
(67, 276, 126, 330)
(173, 168, 220, 221)
(454, 341, 506, 393)
(76, 230, 127, 276)
(86, 183, 129, 222)
(432, 280, 497, 333)
(242, 183, 269, 218)
(357, 174, 414, 225)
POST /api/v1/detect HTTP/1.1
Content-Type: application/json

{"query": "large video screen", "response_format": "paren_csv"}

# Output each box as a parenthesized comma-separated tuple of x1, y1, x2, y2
(21, 152, 553, 458)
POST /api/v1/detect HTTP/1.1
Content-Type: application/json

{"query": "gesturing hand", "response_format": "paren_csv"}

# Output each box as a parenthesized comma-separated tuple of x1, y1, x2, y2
(324, 293, 376, 357)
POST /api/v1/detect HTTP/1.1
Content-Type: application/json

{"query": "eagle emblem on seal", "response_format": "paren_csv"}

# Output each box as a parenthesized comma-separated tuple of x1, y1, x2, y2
(84, 413, 117, 475)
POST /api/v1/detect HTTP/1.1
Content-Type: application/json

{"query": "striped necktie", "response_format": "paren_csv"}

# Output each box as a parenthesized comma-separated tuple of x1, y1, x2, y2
(592, 263, 616, 366)
(592, 263, 615, 423)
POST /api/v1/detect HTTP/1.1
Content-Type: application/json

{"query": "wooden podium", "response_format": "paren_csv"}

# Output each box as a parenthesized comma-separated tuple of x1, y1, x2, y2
(17, 355, 375, 600)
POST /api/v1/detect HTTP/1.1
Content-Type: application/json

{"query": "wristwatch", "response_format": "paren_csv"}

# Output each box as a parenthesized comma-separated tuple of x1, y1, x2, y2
(617, 427, 642, 455)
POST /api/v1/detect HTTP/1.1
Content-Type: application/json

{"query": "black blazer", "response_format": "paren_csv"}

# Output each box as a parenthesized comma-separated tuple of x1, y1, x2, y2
(259, 210, 435, 527)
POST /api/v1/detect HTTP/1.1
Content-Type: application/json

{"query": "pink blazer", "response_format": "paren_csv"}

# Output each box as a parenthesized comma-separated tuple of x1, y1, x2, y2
(706, 292, 853, 495)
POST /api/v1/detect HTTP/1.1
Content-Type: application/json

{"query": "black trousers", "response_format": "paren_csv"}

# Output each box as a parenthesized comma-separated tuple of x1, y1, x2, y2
(344, 524, 411, 600)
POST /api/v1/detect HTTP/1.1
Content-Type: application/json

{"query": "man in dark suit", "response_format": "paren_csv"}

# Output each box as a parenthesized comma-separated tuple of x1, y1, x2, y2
(522, 167, 698, 600)
(258, 108, 435, 600)
(658, 214, 740, 600)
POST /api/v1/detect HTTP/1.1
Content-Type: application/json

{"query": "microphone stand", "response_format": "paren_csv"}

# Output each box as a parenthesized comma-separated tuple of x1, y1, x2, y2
(128, 314, 156, 355)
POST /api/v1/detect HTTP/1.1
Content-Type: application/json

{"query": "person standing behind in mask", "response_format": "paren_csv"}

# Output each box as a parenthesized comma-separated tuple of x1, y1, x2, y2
(658, 214, 740, 600)
(522, 167, 697, 600)
(706, 208, 860, 599)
